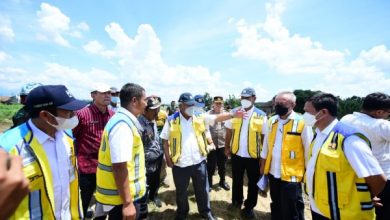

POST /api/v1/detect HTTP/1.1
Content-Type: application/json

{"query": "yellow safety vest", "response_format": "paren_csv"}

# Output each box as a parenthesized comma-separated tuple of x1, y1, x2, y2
(96, 111, 146, 205)
(168, 112, 208, 164)
(230, 107, 266, 158)
(0, 122, 83, 220)
(264, 114, 305, 182)
(312, 122, 374, 220)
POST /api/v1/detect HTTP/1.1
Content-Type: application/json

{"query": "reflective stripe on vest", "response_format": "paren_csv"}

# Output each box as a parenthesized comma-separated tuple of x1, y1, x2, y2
(230, 108, 265, 158)
(264, 114, 305, 182)
(313, 122, 374, 219)
(96, 111, 146, 205)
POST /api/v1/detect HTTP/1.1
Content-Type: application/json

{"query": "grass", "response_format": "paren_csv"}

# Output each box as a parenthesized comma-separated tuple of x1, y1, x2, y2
(0, 103, 22, 124)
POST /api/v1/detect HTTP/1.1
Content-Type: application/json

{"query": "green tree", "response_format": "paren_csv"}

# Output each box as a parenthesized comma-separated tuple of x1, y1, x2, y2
(225, 94, 241, 109)
(338, 96, 363, 118)
(293, 89, 321, 113)
(203, 92, 212, 110)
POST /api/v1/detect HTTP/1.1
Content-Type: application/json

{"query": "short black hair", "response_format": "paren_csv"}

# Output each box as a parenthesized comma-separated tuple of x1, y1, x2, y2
(362, 92, 390, 111)
(120, 83, 145, 108)
(310, 93, 338, 117)
(28, 106, 57, 118)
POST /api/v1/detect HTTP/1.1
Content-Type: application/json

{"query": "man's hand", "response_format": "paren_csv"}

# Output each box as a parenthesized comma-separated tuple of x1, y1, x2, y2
(233, 109, 248, 119)
(166, 156, 174, 168)
(372, 196, 383, 208)
(122, 202, 136, 220)
(207, 143, 216, 152)
(0, 150, 30, 220)
(224, 147, 231, 158)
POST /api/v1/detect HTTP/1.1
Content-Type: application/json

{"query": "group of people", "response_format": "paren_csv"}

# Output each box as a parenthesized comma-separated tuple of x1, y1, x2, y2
(0, 82, 389, 220)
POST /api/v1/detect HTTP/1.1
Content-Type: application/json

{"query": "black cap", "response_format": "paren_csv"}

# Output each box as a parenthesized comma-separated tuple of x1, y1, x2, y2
(178, 92, 196, 105)
(213, 96, 223, 103)
(26, 85, 87, 111)
(146, 96, 161, 110)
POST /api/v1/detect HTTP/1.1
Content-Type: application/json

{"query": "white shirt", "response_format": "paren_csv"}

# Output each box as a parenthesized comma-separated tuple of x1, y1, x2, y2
(307, 119, 383, 215)
(109, 107, 144, 163)
(96, 107, 143, 215)
(341, 112, 390, 179)
(160, 112, 216, 167)
(225, 106, 268, 158)
(29, 120, 72, 220)
(260, 112, 313, 178)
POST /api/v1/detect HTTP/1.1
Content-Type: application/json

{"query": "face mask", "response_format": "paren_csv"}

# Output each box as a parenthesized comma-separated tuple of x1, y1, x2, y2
(241, 99, 252, 109)
(185, 106, 196, 116)
(194, 107, 205, 115)
(47, 113, 79, 130)
(275, 104, 289, 116)
(302, 112, 317, 127)
(111, 96, 119, 104)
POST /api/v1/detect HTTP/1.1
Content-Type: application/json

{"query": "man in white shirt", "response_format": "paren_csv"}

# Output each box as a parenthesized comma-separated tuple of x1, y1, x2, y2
(260, 91, 313, 220)
(304, 93, 386, 220)
(340, 92, 390, 220)
(161, 92, 242, 220)
(225, 87, 267, 219)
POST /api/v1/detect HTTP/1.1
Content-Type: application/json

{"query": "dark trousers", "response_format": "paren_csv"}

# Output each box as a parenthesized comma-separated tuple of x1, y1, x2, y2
(94, 196, 148, 220)
(207, 147, 227, 186)
(79, 173, 96, 215)
(146, 157, 163, 200)
(172, 160, 211, 219)
(376, 179, 390, 220)
(231, 154, 260, 210)
(311, 210, 329, 220)
(269, 175, 304, 220)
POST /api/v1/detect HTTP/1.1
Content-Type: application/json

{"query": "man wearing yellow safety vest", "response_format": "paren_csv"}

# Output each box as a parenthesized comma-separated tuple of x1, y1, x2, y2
(0, 84, 86, 219)
(225, 87, 268, 219)
(160, 92, 244, 220)
(304, 93, 386, 220)
(260, 91, 313, 220)
(95, 83, 148, 220)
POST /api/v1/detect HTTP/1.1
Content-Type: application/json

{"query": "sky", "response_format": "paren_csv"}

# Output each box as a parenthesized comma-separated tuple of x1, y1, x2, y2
(0, 0, 389, 102)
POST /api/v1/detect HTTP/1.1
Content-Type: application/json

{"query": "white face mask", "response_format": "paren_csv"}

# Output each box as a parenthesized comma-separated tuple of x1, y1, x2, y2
(185, 106, 196, 116)
(303, 112, 317, 127)
(241, 99, 252, 109)
(48, 114, 79, 130)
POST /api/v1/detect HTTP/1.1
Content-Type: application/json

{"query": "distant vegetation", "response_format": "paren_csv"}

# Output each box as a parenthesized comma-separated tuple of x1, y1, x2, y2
(0, 104, 22, 123)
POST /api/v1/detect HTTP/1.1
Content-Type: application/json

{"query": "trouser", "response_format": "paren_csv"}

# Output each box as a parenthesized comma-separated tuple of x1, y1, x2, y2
(269, 175, 304, 220)
(94, 195, 148, 220)
(311, 210, 330, 220)
(231, 154, 260, 210)
(172, 160, 211, 219)
(79, 173, 96, 215)
(376, 179, 390, 220)
(146, 157, 163, 200)
(207, 147, 227, 186)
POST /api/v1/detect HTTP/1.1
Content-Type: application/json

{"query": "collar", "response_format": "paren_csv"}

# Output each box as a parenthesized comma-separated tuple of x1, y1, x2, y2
(139, 114, 155, 124)
(315, 119, 338, 136)
(28, 119, 60, 144)
(118, 107, 144, 131)
(90, 103, 111, 115)
(179, 112, 193, 122)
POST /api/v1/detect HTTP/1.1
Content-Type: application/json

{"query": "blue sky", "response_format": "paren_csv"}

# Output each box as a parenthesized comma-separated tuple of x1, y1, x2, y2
(1, 0, 389, 102)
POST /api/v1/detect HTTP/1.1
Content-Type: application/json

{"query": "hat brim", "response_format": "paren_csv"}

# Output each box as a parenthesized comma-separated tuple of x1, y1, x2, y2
(196, 102, 205, 108)
(183, 100, 196, 106)
(57, 100, 88, 111)
(149, 103, 161, 110)
(241, 94, 253, 97)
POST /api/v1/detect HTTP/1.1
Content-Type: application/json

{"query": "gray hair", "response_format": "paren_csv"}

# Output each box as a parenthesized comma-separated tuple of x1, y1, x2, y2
(277, 91, 296, 103)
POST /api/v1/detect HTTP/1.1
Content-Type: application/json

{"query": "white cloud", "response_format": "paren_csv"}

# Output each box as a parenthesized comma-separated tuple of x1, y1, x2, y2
(0, 15, 15, 41)
(0, 51, 11, 63)
(232, 0, 390, 97)
(83, 22, 254, 102)
(36, 3, 89, 46)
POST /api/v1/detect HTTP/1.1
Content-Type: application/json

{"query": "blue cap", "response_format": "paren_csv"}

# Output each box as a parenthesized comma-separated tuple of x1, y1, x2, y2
(194, 94, 205, 108)
(26, 85, 87, 111)
(178, 92, 196, 105)
(241, 87, 256, 97)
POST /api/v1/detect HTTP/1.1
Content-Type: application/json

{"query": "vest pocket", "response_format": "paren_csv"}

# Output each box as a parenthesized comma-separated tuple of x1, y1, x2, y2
(250, 118, 263, 131)
(319, 148, 342, 172)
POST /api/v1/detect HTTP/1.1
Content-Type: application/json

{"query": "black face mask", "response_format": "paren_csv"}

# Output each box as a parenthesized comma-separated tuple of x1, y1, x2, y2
(275, 104, 289, 116)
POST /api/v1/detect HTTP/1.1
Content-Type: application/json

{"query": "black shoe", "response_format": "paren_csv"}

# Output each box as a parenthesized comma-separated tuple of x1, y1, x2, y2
(228, 201, 242, 210)
(202, 213, 215, 220)
(219, 181, 230, 191)
(153, 197, 162, 207)
(241, 208, 255, 219)
(85, 210, 94, 218)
